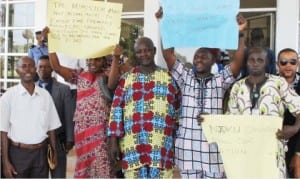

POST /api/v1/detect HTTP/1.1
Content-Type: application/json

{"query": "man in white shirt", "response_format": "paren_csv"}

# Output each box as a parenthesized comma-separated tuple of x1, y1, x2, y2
(0, 56, 61, 178)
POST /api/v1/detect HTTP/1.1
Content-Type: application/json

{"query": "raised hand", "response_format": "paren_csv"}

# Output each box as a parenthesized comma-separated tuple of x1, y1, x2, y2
(42, 26, 50, 37)
(155, 6, 163, 19)
(113, 44, 123, 57)
(236, 13, 247, 32)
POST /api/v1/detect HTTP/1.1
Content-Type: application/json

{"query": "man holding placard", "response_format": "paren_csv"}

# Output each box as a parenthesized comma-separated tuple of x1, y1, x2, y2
(156, 7, 247, 178)
(227, 47, 300, 178)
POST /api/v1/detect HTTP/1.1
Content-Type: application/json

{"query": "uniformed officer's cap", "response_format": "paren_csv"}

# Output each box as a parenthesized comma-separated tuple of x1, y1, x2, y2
(35, 31, 42, 35)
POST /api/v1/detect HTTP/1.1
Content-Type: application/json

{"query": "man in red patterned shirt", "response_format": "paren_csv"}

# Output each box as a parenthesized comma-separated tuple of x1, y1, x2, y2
(108, 37, 180, 178)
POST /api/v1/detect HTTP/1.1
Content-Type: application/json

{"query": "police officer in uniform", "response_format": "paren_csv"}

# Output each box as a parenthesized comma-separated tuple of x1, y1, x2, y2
(28, 31, 48, 81)
(28, 31, 48, 66)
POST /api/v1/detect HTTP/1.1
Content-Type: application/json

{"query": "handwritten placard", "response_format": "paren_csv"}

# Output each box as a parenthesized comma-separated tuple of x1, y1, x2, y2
(202, 115, 282, 179)
(160, 0, 239, 49)
(47, 0, 122, 59)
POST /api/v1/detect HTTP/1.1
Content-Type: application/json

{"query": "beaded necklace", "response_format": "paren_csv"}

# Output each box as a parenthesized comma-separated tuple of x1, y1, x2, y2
(245, 76, 268, 114)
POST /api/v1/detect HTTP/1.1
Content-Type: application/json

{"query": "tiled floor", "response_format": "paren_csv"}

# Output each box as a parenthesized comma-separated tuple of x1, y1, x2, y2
(66, 149, 181, 178)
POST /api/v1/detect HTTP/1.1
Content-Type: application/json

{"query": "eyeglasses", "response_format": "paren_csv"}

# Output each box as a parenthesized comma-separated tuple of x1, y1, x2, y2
(279, 58, 298, 66)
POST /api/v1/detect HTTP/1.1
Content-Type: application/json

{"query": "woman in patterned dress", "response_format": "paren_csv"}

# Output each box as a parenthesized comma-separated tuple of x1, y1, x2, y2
(48, 42, 123, 177)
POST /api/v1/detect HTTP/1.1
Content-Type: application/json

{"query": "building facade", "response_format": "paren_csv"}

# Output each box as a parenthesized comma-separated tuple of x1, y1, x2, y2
(0, 0, 299, 91)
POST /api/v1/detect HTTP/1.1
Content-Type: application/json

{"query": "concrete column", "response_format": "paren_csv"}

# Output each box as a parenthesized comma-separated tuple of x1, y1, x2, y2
(276, 0, 299, 54)
(144, 0, 166, 67)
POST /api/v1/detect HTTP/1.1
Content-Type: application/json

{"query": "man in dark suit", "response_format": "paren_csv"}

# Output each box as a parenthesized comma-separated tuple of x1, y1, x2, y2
(36, 55, 75, 178)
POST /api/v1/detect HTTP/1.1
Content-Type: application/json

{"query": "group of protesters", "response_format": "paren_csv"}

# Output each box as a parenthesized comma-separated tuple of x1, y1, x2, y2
(1, 6, 300, 179)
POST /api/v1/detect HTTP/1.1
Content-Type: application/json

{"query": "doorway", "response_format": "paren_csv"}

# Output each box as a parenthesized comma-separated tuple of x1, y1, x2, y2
(242, 11, 276, 50)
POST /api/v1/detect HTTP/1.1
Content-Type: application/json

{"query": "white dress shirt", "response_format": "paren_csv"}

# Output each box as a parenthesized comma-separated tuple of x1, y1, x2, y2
(0, 83, 61, 144)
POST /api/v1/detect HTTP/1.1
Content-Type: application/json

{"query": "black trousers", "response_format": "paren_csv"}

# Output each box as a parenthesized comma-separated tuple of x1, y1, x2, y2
(8, 144, 48, 178)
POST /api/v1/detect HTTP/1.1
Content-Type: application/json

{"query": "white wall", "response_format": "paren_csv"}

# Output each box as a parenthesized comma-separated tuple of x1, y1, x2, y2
(34, 0, 47, 31)
(144, 0, 167, 68)
(276, 0, 299, 54)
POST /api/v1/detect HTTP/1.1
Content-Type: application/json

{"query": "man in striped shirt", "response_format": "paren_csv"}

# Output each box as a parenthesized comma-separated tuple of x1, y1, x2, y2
(157, 8, 247, 178)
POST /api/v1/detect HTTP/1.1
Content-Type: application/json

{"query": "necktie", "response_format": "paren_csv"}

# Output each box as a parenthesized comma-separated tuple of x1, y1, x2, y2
(41, 83, 48, 89)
